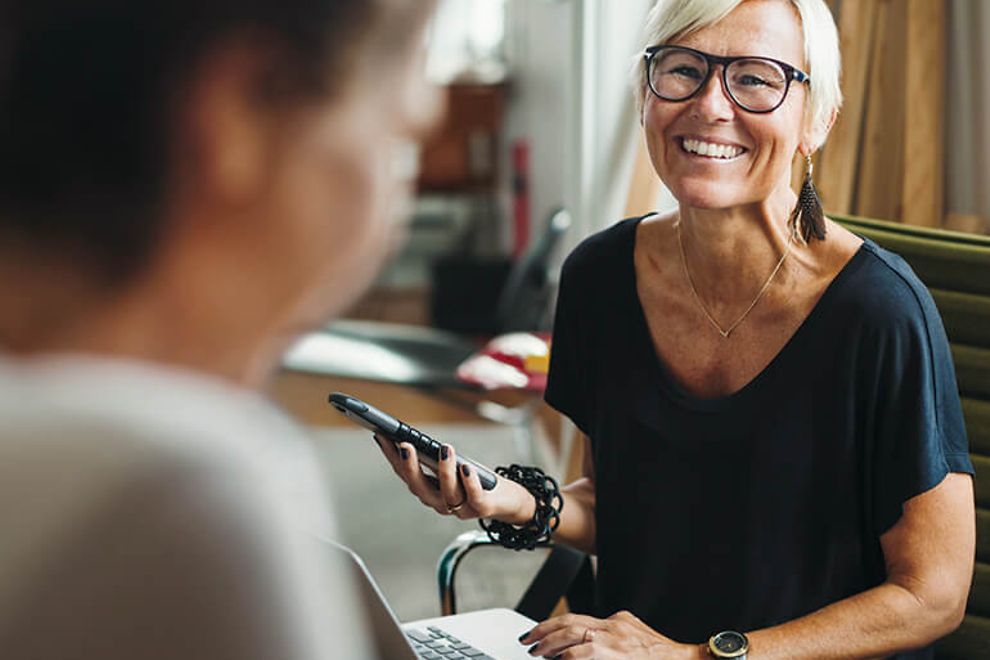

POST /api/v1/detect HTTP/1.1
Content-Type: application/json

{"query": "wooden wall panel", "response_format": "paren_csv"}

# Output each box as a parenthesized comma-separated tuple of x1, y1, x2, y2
(817, 0, 879, 214)
(855, 0, 906, 221)
(901, 0, 946, 227)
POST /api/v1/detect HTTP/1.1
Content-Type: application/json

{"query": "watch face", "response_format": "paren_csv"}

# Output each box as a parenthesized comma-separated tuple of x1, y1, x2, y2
(712, 631, 748, 655)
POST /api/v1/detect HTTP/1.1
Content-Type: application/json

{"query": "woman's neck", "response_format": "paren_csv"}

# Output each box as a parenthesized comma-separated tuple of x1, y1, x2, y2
(676, 182, 800, 304)
(0, 245, 275, 389)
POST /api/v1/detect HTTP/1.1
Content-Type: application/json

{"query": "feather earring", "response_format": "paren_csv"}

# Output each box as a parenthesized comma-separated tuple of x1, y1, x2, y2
(790, 153, 826, 242)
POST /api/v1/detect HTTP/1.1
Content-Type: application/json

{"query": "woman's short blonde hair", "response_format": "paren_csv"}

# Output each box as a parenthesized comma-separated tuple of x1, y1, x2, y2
(632, 0, 841, 137)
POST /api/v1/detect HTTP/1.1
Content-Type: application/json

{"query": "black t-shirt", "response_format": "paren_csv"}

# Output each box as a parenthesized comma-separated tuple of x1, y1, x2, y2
(544, 216, 973, 657)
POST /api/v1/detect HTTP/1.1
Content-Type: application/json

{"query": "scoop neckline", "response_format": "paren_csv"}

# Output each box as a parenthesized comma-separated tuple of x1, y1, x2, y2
(626, 216, 869, 413)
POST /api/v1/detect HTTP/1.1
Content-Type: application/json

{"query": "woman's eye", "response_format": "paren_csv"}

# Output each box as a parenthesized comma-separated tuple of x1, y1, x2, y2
(669, 66, 703, 80)
(737, 74, 770, 87)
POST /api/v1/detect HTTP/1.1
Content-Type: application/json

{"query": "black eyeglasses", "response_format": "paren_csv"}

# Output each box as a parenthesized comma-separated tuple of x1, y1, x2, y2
(644, 45, 810, 113)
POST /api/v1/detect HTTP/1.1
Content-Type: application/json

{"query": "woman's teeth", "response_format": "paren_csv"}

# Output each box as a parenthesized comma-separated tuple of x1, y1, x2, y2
(682, 138, 744, 160)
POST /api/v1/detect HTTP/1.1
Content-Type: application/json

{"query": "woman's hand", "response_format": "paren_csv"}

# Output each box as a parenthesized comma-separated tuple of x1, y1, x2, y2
(374, 434, 536, 524)
(519, 611, 703, 660)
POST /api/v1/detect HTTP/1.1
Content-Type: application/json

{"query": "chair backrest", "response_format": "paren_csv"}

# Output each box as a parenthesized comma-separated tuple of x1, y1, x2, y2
(494, 208, 572, 333)
(833, 215, 990, 659)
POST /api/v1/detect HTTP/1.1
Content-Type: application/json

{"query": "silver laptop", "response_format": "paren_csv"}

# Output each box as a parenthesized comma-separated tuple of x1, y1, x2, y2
(328, 542, 537, 660)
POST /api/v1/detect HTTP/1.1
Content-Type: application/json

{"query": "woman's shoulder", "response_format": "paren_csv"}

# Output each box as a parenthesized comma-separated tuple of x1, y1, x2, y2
(831, 234, 943, 337)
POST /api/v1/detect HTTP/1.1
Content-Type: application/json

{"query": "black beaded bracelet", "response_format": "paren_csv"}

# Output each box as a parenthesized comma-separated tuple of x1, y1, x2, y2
(479, 464, 563, 551)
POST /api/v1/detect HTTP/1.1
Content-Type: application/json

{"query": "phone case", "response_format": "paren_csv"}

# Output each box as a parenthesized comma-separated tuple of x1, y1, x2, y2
(329, 393, 497, 491)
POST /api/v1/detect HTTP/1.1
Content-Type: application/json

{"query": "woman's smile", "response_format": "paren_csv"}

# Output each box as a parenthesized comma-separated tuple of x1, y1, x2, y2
(676, 135, 748, 162)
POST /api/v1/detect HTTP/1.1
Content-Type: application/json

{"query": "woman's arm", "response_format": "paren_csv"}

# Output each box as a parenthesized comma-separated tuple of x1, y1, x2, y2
(739, 472, 974, 659)
(524, 473, 974, 660)
(550, 434, 597, 554)
(487, 433, 597, 553)
(375, 432, 598, 555)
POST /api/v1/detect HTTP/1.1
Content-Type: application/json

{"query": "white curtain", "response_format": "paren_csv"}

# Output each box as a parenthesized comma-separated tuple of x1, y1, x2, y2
(946, 0, 990, 234)
(573, 0, 657, 238)
(505, 0, 654, 257)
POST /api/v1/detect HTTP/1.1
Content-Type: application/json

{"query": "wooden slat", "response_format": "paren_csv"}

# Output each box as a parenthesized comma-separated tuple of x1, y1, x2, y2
(946, 212, 990, 235)
(931, 290, 990, 349)
(817, 0, 879, 214)
(937, 614, 990, 659)
(964, 399, 990, 457)
(855, 0, 906, 220)
(901, 0, 945, 228)
(953, 345, 990, 400)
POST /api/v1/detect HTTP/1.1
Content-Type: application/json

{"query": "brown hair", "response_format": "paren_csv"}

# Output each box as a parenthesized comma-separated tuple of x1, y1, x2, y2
(0, 0, 433, 283)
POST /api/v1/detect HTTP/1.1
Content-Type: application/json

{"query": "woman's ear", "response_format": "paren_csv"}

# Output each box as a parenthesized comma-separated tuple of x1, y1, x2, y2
(173, 38, 277, 209)
(800, 107, 838, 156)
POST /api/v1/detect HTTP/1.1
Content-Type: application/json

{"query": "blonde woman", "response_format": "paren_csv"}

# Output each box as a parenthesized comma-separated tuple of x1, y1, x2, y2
(384, 1, 975, 658)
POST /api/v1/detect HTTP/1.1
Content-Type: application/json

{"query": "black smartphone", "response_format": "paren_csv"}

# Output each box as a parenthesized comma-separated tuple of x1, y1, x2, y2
(329, 392, 498, 491)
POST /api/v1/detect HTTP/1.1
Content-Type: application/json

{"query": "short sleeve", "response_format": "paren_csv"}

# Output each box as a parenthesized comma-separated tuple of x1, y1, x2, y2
(545, 251, 593, 436)
(866, 278, 974, 537)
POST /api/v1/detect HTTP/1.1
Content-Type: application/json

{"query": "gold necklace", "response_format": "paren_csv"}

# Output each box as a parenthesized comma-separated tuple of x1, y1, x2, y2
(676, 220, 794, 339)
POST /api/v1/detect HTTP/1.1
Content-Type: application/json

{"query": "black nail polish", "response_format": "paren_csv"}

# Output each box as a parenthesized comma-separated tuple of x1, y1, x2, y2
(373, 436, 382, 448)
(441, 445, 449, 461)
(518, 629, 531, 643)
(551, 655, 562, 660)
(400, 446, 409, 460)
(461, 464, 471, 477)
(527, 643, 540, 655)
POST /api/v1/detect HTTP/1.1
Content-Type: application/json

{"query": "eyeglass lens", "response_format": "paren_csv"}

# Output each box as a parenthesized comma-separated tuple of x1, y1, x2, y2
(649, 48, 790, 112)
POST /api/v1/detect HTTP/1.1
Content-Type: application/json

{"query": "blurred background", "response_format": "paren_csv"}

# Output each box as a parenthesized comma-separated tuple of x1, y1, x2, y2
(266, 0, 990, 624)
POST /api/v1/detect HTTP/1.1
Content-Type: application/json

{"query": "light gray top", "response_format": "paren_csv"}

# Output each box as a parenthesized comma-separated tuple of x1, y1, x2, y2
(0, 355, 374, 659)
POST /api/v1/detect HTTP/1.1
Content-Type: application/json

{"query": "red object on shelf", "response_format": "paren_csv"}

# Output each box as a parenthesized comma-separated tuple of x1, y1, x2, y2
(456, 332, 551, 392)
(511, 140, 530, 258)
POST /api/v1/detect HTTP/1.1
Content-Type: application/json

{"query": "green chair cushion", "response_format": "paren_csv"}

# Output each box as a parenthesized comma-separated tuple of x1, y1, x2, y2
(937, 615, 990, 659)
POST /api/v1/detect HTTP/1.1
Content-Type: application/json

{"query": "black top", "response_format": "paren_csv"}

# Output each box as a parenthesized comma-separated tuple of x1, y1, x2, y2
(544, 216, 974, 657)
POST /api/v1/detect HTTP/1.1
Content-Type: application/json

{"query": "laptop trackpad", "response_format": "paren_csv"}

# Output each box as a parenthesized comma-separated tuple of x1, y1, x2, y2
(403, 608, 537, 660)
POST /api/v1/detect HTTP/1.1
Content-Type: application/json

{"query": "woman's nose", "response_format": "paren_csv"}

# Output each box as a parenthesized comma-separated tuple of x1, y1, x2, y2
(690, 69, 736, 121)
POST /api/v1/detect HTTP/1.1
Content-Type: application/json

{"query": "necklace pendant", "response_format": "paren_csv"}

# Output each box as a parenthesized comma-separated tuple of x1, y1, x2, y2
(676, 219, 794, 343)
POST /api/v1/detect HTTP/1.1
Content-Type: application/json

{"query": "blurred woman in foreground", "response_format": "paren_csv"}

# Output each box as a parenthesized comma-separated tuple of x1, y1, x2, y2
(0, 1, 439, 658)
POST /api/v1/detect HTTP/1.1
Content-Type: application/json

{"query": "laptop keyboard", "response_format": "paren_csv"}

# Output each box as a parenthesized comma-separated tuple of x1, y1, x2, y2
(405, 625, 494, 660)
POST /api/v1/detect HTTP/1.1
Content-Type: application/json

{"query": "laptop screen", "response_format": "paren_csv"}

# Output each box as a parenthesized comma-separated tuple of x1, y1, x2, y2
(324, 541, 419, 660)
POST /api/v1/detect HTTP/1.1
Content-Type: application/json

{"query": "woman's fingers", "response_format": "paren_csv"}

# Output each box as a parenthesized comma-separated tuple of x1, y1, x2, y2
(374, 434, 433, 492)
(391, 440, 447, 512)
(374, 433, 496, 520)
(459, 457, 494, 518)
(373, 434, 403, 472)
(521, 614, 597, 646)
(437, 443, 466, 513)
(522, 624, 590, 658)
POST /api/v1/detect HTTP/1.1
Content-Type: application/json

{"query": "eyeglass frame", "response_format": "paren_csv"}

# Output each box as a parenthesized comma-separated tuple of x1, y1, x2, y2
(643, 44, 811, 114)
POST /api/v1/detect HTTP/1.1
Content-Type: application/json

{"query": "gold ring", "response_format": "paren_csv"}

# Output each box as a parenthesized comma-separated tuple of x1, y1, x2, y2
(445, 498, 466, 514)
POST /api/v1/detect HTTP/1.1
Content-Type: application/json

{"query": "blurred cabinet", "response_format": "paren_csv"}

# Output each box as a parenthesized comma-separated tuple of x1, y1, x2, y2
(418, 83, 508, 192)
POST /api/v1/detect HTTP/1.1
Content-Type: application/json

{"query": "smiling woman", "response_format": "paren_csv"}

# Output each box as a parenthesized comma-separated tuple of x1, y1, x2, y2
(370, 1, 978, 659)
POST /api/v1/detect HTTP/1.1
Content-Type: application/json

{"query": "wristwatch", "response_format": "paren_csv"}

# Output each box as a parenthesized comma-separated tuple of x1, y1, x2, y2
(708, 630, 748, 659)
